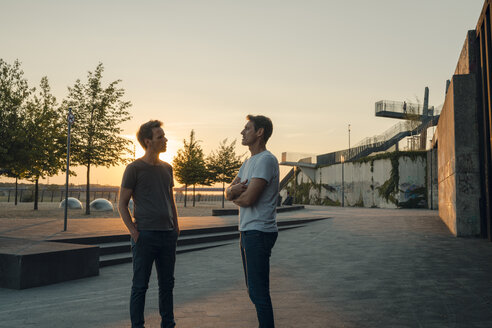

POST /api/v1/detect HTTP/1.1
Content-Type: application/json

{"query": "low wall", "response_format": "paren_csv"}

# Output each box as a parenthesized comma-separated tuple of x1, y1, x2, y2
(282, 152, 427, 209)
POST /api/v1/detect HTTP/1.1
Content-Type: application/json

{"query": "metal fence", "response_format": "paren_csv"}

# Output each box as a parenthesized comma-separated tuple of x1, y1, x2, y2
(0, 187, 120, 203)
(0, 187, 226, 204)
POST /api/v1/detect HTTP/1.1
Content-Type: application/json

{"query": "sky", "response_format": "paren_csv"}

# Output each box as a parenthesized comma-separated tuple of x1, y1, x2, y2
(0, 0, 486, 186)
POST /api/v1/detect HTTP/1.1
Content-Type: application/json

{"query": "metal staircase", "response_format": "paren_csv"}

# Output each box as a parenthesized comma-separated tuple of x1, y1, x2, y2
(316, 115, 438, 166)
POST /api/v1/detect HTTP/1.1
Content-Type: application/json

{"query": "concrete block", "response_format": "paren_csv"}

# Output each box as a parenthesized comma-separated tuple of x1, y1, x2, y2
(455, 151, 480, 173)
(455, 30, 478, 76)
(0, 237, 99, 289)
(437, 73, 481, 237)
(456, 193, 481, 237)
(456, 172, 480, 196)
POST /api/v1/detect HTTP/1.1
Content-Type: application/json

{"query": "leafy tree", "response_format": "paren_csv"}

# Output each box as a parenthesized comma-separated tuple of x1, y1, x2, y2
(63, 63, 132, 214)
(206, 139, 243, 208)
(172, 130, 209, 207)
(23, 77, 67, 210)
(0, 59, 33, 204)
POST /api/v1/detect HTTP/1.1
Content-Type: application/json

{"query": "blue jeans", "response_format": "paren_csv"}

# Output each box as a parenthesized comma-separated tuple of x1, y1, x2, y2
(240, 230, 278, 328)
(130, 230, 178, 328)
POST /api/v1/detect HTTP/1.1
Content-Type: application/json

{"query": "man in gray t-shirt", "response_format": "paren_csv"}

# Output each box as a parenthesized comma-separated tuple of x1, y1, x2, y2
(121, 159, 175, 231)
(118, 120, 179, 328)
(226, 114, 279, 328)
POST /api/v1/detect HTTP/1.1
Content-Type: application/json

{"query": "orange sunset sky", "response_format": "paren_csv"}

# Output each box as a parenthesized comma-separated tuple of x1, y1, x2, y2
(0, 0, 485, 186)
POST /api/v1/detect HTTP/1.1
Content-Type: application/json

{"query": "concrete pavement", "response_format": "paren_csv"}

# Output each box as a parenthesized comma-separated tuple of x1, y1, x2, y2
(1, 206, 492, 327)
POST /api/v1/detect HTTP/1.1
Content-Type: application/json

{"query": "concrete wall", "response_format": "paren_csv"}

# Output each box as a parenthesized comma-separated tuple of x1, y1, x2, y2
(282, 153, 427, 209)
(427, 149, 438, 210)
(317, 159, 395, 208)
(437, 74, 480, 236)
(436, 31, 482, 237)
(399, 156, 427, 206)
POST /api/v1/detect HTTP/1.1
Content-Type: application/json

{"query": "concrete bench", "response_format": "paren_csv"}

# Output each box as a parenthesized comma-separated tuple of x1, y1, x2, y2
(0, 237, 99, 289)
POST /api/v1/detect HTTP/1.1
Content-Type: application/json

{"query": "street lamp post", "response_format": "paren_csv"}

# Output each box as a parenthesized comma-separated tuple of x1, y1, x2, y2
(348, 124, 351, 159)
(64, 108, 75, 231)
(429, 138, 433, 210)
(341, 155, 345, 207)
(293, 166, 297, 204)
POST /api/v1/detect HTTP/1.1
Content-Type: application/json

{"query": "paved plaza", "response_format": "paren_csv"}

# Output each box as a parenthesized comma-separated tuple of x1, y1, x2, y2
(1, 206, 492, 327)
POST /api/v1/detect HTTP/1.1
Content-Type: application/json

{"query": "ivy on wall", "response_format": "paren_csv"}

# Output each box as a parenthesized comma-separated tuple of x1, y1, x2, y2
(353, 193, 364, 207)
(286, 182, 314, 205)
(322, 197, 341, 206)
(285, 179, 342, 206)
(371, 151, 427, 206)
(352, 150, 427, 165)
(284, 151, 427, 208)
(376, 155, 400, 205)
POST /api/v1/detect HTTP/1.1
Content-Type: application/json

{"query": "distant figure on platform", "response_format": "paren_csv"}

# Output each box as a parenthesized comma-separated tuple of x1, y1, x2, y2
(282, 192, 293, 206)
(118, 120, 179, 328)
(226, 114, 279, 328)
(403, 101, 407, 113)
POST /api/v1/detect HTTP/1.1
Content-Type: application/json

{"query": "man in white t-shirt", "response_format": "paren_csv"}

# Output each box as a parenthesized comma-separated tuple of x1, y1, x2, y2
(226, 114, 279, 328)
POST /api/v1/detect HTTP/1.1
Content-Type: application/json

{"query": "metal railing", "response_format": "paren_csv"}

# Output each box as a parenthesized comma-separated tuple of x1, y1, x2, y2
(354, 121, 409, 148)
(375, 100, 422, 115)
(316, 115, 438, 166)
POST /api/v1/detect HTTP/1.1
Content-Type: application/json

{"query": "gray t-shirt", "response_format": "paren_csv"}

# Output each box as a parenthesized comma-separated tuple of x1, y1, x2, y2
(237, 150, 279, 232)
(121, 159, 175, 231)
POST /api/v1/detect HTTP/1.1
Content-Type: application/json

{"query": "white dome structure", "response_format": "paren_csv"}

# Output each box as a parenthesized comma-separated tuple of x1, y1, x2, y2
(59, 197, 83, 209)
(89, 198, 114, 211)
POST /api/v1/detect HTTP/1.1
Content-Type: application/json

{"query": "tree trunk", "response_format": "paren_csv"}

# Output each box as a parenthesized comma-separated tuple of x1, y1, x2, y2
(192, 184, 196, 207)
(34, 179, 39, 210)
(15, 177, 18, 205)
(222, 182, 225, 208)
(85, 164, 91, 215)
(184, 184, 187, 207)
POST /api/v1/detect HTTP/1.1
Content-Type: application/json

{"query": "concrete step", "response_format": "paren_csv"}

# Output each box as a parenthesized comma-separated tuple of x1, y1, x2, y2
(99, 231, 240, 256)
(99, 252, 132, 267)
(212, 205, 305, 216)
(98, 225, 305, 257)
(52, 234, 129, 245)
(98, 224, 307, 267)
(99, 241, 235, 267)
(99, 241, 131, 256)
(52, 217, 326, 247)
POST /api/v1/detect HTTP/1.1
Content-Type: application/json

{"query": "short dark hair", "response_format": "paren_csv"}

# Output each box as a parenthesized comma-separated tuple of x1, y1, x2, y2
(137, 120, 162, 149)
(246, 114, 273, 143)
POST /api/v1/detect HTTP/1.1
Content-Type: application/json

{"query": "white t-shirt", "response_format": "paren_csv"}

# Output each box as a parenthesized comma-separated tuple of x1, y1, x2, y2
(237, 150, 279, 232)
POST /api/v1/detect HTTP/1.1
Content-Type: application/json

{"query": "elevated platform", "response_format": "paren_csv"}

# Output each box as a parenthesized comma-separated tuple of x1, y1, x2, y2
(375, 100, 433, 120)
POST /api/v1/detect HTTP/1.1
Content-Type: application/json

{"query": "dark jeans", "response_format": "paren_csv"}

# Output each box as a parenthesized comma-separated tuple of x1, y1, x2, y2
(130, 230, 178, 328)
(240, 230, 278, 328)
